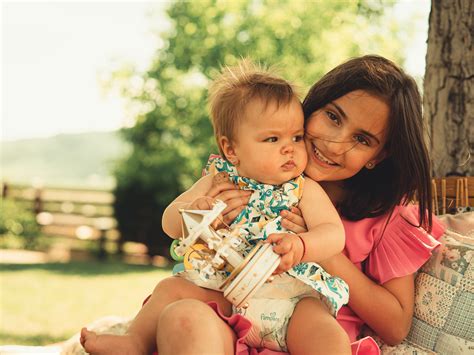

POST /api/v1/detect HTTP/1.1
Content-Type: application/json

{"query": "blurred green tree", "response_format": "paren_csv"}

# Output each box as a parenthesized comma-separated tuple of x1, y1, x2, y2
(0, 199, 40, 250)
(112, 0, 406, 256)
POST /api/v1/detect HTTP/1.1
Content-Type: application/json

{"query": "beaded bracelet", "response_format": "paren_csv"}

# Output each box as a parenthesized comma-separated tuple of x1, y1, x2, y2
(296, 234, 306, 262)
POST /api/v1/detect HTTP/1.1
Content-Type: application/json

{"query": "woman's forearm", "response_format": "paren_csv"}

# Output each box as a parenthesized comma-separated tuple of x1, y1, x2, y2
(321, 254, 415, 345)
(162, 201, 190, 238)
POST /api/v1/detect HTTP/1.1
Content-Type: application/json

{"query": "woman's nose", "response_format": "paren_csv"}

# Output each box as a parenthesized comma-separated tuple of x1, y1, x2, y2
(324, 139, 355, 156)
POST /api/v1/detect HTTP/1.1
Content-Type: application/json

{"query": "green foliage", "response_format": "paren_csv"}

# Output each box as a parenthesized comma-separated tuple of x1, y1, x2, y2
(112, 0, 405, 255)
(0, 199, 41, 250)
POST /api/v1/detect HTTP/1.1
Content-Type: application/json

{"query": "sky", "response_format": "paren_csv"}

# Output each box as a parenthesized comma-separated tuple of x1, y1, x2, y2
(1, 0, 431, 142)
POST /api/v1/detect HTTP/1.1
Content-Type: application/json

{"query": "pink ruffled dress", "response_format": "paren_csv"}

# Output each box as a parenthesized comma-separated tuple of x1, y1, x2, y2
(208, 204, 444, 355)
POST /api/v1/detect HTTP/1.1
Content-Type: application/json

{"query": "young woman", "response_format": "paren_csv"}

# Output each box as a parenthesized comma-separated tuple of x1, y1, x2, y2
(281, 54, 444, 350)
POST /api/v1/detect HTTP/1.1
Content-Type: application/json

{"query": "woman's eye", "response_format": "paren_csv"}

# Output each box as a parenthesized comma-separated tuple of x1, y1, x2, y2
(264, 137, 278, 142)
(326, 111, 340, 125)
(354, 135, 370, 146)
(293, 135, 304, 142)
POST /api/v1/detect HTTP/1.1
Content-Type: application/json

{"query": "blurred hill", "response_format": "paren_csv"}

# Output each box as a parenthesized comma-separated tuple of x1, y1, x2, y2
(1, 131, 130, 189)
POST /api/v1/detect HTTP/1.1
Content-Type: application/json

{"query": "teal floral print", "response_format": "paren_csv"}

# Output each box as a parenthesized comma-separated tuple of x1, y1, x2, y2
(203, 156, 349, 316)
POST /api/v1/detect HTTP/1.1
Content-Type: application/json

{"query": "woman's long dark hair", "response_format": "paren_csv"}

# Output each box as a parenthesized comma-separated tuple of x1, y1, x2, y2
(303, 55, 433, 231)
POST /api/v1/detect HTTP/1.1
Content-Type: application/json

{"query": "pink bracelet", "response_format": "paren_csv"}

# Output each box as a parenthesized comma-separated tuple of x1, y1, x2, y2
(296, 234, 306, 262)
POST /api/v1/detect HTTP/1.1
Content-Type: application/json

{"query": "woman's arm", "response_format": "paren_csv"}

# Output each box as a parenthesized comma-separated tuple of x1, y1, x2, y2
(320, 254, 415, 345)
(162, 174, 214, 238)
(281, 208, 415, 345)
(162, 175, 252, 238)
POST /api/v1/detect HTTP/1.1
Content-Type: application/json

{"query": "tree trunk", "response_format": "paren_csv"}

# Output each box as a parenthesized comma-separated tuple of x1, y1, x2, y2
(424, 0, 473, 177)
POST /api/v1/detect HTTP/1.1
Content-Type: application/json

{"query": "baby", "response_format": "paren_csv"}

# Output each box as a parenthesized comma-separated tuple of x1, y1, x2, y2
(81, 60, 350, 354)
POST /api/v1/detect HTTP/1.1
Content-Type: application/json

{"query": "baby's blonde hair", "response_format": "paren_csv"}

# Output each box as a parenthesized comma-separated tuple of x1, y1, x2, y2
(208, 59, 298, 156)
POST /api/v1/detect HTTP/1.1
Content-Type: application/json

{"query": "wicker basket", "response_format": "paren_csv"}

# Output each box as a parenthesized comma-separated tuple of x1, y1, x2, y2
(429, 176, 473, 215)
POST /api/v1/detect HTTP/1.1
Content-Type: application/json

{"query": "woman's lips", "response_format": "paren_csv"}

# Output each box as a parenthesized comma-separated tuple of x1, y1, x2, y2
(311, 144, 340, 167)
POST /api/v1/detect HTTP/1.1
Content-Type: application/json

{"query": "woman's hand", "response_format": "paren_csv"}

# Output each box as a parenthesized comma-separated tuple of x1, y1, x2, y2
(187, 196, 216, 210)
(265, 233, 304, 274)
(316, 252, 416, 345)
(206, 180, 252, 227)
(280, 207, 308, 234)
(187, 196, 223, 229)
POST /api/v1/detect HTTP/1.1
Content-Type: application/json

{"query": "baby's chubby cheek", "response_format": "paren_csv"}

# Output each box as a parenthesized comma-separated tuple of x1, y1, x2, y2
(295, 152, 309, 174)
(301, 152, 309, 167)
(257, 161, 277, 176)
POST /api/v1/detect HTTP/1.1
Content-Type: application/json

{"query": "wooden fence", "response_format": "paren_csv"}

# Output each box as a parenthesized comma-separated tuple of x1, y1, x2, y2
(1, 176, 472, 258)
(2, 182, 119, 258)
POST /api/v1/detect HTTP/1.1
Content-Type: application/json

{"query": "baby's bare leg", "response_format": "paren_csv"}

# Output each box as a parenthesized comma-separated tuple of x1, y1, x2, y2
(81, 276, 231, 355)
(287, 297, 351, 355)
(157, 299, 236, 355)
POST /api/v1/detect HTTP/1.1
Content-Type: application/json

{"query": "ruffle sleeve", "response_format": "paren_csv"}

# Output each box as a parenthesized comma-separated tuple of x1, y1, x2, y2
(366, 205, 445, 285)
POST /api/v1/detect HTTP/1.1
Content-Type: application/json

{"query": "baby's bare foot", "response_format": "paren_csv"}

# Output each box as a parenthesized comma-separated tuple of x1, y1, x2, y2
(80, 328, 145, 355)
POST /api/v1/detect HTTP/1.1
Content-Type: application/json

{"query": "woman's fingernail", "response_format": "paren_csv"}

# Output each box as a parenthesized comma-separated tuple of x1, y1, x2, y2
(280, 210, 287, 216)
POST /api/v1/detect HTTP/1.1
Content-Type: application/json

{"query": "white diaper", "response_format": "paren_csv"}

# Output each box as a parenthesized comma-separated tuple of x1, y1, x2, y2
(233, 273, 330, 352)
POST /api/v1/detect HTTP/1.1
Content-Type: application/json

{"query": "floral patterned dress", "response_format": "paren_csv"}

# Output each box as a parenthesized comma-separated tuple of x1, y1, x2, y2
(177, 155, 349, 316)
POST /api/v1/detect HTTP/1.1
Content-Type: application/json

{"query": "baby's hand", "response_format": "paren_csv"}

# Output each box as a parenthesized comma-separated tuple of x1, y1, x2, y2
(265, 233, 304, 274)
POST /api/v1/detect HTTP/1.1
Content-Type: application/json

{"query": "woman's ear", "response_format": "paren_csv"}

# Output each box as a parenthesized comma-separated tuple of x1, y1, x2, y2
(374, 150, 388, 164)
(219, 136, 239, 166)
(367, 150, 387, 169)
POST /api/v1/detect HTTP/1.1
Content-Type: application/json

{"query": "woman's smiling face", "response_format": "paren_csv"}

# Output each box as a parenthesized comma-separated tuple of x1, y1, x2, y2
(304, 90, 390, 182)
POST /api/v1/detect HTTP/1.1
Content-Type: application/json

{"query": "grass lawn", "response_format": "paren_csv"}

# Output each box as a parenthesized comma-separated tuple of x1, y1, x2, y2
(0, 261, 172, 346)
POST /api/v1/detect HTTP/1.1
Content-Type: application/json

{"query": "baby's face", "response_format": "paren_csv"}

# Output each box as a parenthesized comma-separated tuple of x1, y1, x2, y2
(231, 98, 307, 185)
